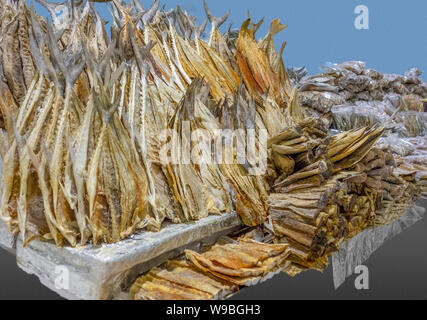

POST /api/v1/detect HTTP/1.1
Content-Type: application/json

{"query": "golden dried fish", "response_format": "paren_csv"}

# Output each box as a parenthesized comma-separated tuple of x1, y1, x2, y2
(131, 260, 237, 300)
(0, 0, 424, 270)
(185, 239, 290, 286)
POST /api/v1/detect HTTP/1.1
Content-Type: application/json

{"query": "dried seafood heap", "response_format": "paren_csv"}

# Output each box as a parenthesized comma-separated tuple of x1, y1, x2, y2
(185, 239, 290, 286)
(131, 237, 290, 300)
(130, 259, 238, 300)
(343, 146, 426, 226)
(0, 0, 426, 300)
(0, 0, 292, 246)
(130, 20, 426, 301)
(292, 61, 427, 165)
(292, 62, 427, 130)
(265, 125, 385, 270)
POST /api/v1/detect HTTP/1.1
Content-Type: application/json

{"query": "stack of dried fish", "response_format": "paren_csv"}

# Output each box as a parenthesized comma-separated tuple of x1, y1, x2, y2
(267, 117, 330, 193)
(268, 116, 385, 192)
(0, 0, 293, 246)
(131, 237, 290, 300)
(185, 239, 290, 286)
(268, 172, 369, 267)
(290, 62, 427, 136)
(373, 161, 426, 225)
(394, 159, 427, 196)
(130, 260, 238, 300)
(263, 118, 386, 268)
(266, 144, 426, 273)
(1, 0, 426, 301)
(343, 147, 407, 227)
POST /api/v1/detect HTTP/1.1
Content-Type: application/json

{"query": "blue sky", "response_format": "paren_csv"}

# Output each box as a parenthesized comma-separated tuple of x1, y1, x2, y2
(32, 0, 427, 80)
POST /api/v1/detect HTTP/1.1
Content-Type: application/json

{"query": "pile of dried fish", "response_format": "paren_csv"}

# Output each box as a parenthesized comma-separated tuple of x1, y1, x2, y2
(394, 159, 427, 196)
(185, 239, 290, 286)
(267, 141, 425, 272)
(373, 161, 426, 225)
(262, 119, 424, 271)
(291, 62, 427, 137)
(131, 236, 290, 300)
(0, 0, 292, 246)
(268, 172, 373, 269)
(1, 0, 426, 301)
(130, 260, 238, 300)
(345, 147, 409, 227)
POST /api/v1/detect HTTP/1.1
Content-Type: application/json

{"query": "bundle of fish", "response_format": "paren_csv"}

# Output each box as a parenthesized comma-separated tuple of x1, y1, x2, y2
(345, 147, 409, 227)
(131, 235, 291, 300)
(266, 122, 427, 269)
(130, 259, 238, 300)
(128, 98, 424, 297)
(290, 62, 427, 137)
(0, 0, 299, 246)
(268, 124, 385, 192)
(1, 0, 426, 301)
(394, 159, 427, 196)
(268, 172, 372, 270)
(265, 128, 383, 268)
(373, 168, 426, 225)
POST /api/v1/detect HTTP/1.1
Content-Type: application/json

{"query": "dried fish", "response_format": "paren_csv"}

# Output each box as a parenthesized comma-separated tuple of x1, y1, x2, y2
(131, 260, 237, 300)
(0, 2, 426, 301)
(185, 239, 290, 285)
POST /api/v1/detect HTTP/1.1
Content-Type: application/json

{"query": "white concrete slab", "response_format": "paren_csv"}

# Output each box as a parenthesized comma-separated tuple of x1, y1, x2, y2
(0, 219, 16, 253)
(14, 213, 242, 300)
